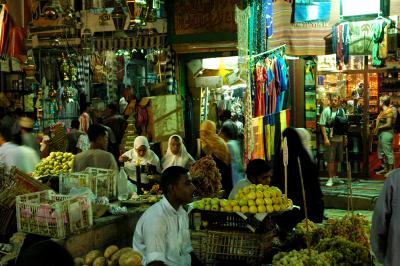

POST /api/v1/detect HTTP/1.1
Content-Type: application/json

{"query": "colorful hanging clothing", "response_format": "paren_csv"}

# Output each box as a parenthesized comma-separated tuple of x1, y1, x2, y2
(251, 117, 265, 160)
(264, 115, 272, 161)
(372, 20, 388, 67)
(254, 63, 267, 117)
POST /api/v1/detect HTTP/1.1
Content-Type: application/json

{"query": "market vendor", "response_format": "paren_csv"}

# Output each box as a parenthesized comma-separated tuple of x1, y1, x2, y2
(119, 135, 161, 189)
(132, 166, 200, 266)
(228, 159, 273, 199)
(161, 134, 195, 170)
(72, 124, 118, 172)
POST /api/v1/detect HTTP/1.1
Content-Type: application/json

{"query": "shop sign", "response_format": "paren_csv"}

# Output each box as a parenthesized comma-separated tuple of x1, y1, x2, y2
(316, 54, 337, 72)
(174, 0, 237, 35)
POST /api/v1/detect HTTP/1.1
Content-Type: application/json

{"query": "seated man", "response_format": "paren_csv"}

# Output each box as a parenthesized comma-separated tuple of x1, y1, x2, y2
(228, 159, 273, 199)
(132, 166, 200, 266)
(72, 124, 118, 172)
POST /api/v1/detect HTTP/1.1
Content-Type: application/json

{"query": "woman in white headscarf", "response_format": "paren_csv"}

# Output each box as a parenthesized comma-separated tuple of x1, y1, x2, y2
(294, 127, 314, 162)
(119, 136, 161, 185)
(162, 135, 195, 170)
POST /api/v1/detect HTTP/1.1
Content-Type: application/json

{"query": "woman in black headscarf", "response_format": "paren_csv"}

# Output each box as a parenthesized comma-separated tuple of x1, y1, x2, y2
(272, 127, 324, 231)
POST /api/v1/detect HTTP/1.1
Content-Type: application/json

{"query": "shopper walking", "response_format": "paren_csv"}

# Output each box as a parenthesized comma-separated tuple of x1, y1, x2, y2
(374, 95, 395, 175)
(319, 94, 348, 186)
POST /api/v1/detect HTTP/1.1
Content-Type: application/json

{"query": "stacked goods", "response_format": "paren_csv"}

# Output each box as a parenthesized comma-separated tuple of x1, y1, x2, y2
(74, 245, 143, 266)
(189, 156, 222, 196)
(32, 152, 74, 177)
(192, 184, 292, 214)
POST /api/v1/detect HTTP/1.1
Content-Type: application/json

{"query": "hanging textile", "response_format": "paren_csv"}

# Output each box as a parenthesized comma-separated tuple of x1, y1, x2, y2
(254, 62, 267, 117)
(372, 20, 388, 67)
(251, 116, 265, 160)
(266, 0, 273, 38)
(236, 4, 254, 161)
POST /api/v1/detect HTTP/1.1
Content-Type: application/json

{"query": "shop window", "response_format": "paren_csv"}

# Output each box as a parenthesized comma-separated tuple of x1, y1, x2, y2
(340, 0, 388, 20)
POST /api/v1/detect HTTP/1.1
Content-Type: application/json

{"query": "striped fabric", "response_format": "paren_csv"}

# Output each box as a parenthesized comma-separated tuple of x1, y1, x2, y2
(269, 0, 340, 56)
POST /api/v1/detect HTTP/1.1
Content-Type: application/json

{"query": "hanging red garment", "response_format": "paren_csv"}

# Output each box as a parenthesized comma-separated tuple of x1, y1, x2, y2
(0, 4, 26, 61)
(254, 62, 267, 117)
(0, 4, 11, 55)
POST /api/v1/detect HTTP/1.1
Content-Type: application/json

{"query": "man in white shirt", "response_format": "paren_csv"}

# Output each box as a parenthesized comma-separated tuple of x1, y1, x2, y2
(0, 123, 39, 175)
(119, 87, 132, 115)
(132, 166, 200, 266)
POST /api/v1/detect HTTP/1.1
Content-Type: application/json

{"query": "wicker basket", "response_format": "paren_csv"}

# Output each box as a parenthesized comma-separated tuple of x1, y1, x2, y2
(191, 229, 276, 265)
(16, 190, 93, 239)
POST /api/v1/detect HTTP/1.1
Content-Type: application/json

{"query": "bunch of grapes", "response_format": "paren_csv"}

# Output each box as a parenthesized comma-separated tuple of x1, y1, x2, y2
(295, 219, 318, 234)
(189, 155, 222, 196)
(272, 249, 330, 266)
(327, 214, 370, 248)
(315, 236, 373, 265)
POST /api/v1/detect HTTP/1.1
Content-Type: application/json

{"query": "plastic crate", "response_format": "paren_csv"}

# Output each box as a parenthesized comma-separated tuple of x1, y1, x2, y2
(59, 172, 91, 194)
(189, 210, 276, 233)
(191, 229, 276, 265)
(16, 190, 93, 239)
(84, 167, 117, 199)
(59, 168, 117, 199)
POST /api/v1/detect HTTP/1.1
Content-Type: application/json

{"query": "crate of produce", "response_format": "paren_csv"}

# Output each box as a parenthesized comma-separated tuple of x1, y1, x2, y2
(16, 190, 93, 239)
(189, 209, 276, 233)
(59, 172, 91, 195)
(191, 229, 276, 265)
(84, 167, 117, 199)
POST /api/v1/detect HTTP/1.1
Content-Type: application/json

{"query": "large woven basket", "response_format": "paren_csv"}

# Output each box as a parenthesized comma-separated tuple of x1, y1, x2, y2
(191, 229, 276, 265)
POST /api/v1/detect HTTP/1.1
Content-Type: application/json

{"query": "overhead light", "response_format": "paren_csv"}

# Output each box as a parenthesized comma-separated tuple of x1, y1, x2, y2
(112, 1, 128, 39)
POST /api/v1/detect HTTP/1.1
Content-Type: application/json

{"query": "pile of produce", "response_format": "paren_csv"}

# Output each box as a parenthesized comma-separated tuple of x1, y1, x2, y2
(315, 236, 373, 265)
(32, 152, 74, 177)
(189, 155, 222, 196)
(327, 214, 370, 249)
(273, 215, 373, 265)
(74, 245, 142, 266)
(192, 184, 292, 214)
(272, 249, 330, 266)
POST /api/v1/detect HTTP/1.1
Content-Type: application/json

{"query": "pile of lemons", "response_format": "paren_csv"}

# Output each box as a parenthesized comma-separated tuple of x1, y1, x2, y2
(32, 152, 74, 177)
(193, 184, 292, 214)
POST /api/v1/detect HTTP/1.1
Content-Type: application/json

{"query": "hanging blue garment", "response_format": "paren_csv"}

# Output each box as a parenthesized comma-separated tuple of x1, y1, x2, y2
(266, 0, 273, 38)
(343, 23, 350, 65)
(332, 25, 337, 54)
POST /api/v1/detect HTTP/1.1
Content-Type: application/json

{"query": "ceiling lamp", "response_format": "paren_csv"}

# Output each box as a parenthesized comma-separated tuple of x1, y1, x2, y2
(111, 1, 128, 39)
(126, 0, 147, 28)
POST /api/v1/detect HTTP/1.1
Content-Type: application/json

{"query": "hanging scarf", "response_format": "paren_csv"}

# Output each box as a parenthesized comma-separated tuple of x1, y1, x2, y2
(200, 120, 230, 165)
(162, 135, 194, 170)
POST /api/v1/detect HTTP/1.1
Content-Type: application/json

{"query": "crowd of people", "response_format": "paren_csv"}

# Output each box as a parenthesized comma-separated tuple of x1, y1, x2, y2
(12, 87, 400, 265)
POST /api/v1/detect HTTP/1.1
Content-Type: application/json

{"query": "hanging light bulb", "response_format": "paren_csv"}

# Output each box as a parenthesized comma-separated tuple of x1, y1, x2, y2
(125, 0, 147, 28)
(111, 0, 128, 39)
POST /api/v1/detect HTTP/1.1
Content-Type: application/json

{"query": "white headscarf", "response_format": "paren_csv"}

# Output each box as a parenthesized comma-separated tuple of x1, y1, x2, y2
(122, 135, 161, 173)
(162, 135, 195, 170)
(295, 128, 314, 161)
